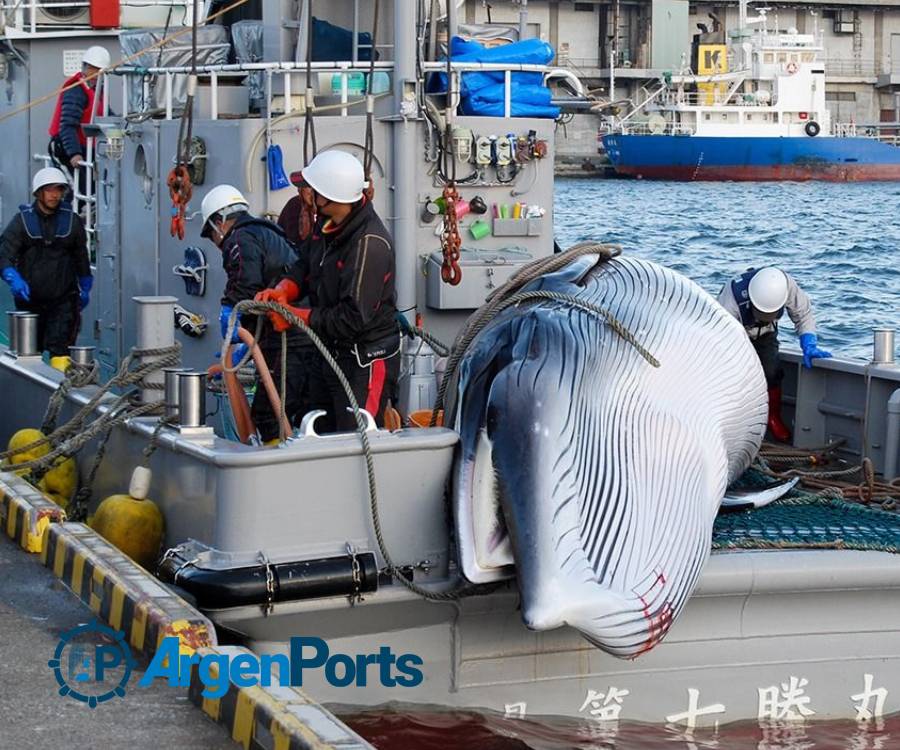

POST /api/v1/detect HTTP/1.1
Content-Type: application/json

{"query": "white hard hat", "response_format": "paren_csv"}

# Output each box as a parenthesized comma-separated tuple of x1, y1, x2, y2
(32, 167, 69, 195)
(748, 266, 789, 314)
(302, 150, 366, 204)
(200, 184, 249, 238)
(82, 46, 111, 70)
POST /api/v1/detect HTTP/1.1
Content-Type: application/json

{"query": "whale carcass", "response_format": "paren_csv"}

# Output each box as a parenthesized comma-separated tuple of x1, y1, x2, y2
(450, 250, 768, 657)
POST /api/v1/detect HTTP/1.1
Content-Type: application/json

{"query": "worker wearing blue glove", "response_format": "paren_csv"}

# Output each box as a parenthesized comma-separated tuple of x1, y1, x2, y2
(0, 167, 91, 356)
(718, 266, 831, 443)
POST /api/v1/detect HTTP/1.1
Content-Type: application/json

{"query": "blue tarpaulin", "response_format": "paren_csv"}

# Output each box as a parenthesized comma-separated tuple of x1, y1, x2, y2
(429, 37, 560, 119)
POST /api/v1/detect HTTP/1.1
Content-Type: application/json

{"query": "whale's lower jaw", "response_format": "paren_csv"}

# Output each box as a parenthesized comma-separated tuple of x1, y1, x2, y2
(519, 579, 675, 658)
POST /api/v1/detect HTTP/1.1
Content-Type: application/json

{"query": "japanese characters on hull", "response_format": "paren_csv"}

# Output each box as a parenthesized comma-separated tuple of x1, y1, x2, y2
(502, 673, 890, 728)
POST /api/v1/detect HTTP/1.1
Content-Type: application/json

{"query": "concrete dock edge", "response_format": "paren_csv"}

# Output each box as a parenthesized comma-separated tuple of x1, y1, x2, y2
(40, 520, 218, 657)
(189, 645, 374, 750)
(0, 471, 67, 552)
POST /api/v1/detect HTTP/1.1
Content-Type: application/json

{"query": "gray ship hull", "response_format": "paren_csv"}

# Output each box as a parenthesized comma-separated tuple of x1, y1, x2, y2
(2, 349, 899, 726)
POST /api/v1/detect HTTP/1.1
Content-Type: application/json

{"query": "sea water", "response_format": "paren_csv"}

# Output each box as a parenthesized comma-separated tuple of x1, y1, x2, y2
(553, 178, 900, 361)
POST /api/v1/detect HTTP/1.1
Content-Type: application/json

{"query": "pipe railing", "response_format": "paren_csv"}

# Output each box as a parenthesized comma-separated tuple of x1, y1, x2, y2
(110, 59, 560, 121)
(111, 61, 395, 119)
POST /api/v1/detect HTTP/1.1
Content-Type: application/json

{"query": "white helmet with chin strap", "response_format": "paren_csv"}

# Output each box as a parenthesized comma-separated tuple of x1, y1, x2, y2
(301, 150, 366, 204)
(748, 266, 789, 314)
(32, 167, 70, 195)
(201, 184, 249, 238)
(82, 46, 111, 70)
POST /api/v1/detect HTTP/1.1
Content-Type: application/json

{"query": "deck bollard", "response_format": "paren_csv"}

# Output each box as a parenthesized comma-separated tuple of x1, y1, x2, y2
(873, 329, 895, 365)
(164, 367, 190, 420)
(13, 313, 39, 357)
(134, 296, 178, 404)
(69, 345, 96, 367)
(177, 371, 206, 428)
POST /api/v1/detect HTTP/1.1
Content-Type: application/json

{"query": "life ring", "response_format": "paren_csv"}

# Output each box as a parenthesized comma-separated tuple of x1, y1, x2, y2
(804, 120, 821, 137)
(786, 61, 799, 75)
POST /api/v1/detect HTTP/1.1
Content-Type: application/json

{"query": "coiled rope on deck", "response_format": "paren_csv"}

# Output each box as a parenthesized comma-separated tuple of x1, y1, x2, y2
(2, 345, 181, 490)
(757, 441, 900, 510)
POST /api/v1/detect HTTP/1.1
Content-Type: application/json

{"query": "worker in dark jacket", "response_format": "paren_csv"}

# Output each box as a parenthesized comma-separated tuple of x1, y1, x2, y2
(256, 150, 399, 432)
(0, 167, 91, 363)
(718, 266, 832, 442)
(200, 184, 309, 443)
(48, 45, 110, 195)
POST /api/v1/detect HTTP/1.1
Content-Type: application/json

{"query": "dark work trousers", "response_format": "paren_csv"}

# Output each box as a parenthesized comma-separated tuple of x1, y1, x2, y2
(752, 331, 783, 388)
(308, 349, 400, 433)
(16, 293, 81, 357)
(251, 343, 314, 442)
(49, 138, 90, 214)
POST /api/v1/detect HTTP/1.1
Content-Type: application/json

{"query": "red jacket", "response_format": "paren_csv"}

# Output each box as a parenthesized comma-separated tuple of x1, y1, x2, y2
(48, 72, 103, 148)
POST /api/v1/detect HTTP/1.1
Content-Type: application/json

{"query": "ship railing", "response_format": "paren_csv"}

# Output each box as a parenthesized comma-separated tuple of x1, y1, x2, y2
(660, 90, 777, 108)
(110, 61, 396, 120)
(614, 122, 696, 136)
(109, 60, 557, 121)
(834, 122, 859, 138)
(835, 122, 900, 145)
(0, 0, 191, 36)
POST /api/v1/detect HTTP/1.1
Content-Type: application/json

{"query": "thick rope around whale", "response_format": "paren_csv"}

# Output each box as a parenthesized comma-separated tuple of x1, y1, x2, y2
(432, 242, 660, 427)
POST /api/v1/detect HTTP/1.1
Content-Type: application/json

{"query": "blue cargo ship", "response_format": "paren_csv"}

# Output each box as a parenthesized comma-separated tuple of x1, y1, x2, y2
(601, 2, 900, 181)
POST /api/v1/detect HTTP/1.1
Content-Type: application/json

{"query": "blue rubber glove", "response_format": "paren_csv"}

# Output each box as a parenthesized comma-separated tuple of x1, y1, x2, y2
(800, 332, 832, 369)
(77, 275, 93, 310)
(219, 305, 241, 343)
(1, 267, 30, 302)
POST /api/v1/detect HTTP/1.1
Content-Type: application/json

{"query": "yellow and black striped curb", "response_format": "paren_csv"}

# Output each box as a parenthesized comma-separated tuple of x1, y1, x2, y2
(189, 645, 373, 750)
(41, 521, 217, 659)
(0, 471, 66, 553)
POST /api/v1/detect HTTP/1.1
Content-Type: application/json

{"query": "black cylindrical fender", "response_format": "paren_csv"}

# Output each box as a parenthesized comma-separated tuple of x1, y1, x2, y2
(158, 550, 379, 609)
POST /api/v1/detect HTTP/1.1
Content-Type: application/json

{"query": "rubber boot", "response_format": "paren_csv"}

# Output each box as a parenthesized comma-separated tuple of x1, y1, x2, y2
(767, 386, 791, 443)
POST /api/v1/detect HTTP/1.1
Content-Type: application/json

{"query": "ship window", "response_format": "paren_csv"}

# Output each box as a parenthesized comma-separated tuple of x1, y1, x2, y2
(802, 52, 815, 62)
(777, 52, 787, 63)
(764, 53, 774, 64)
(705, 113, 711, 120)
